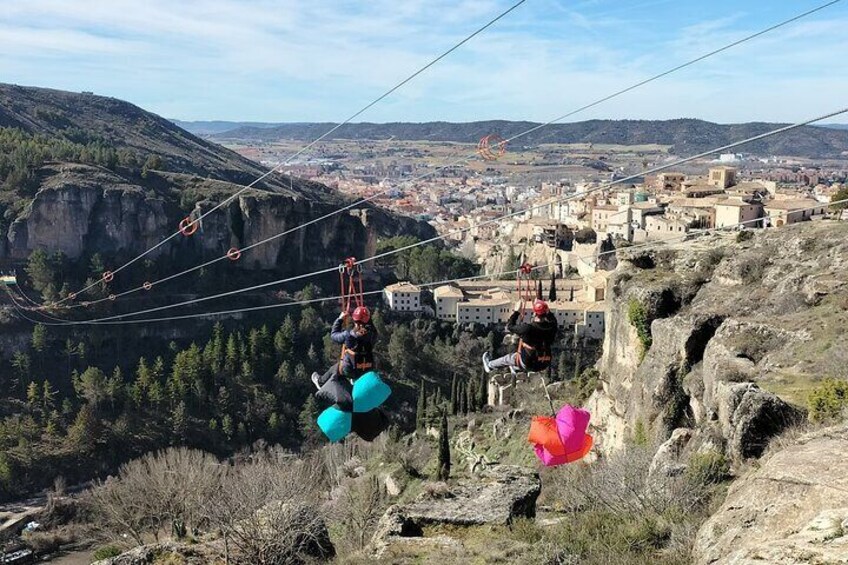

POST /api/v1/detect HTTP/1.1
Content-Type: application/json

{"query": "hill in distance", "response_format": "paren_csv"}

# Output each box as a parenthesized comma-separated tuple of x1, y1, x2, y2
(170, 120, 285, 136)
(0, 83, 330, 200)
(188, 118, 848, 160)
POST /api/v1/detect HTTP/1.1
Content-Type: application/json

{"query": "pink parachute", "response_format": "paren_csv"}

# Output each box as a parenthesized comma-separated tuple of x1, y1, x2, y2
(528, 404, 593, 467)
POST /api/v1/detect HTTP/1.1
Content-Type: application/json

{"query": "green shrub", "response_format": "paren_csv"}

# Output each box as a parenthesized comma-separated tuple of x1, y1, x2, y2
(686, 451, 731, 486)
(92, 545, 123, 560)
(627, 299, 652, 360)
(631, 419, 648, 447)
(735, 230, 754, 243)
(808, 378, 848, 423)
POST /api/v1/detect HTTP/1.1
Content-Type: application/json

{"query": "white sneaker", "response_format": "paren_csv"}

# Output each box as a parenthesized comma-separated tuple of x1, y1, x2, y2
(311, 372, 321, 390)
(482, 352, 492, 374)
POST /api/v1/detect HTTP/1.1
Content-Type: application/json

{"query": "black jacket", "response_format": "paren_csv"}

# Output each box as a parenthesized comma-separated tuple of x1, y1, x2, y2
(507, 311, 558, 370)
(506, 311, 558, 350)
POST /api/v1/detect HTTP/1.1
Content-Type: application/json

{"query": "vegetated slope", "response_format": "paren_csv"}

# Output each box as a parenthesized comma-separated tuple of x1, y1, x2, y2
(0, 84, 434, 273)
(211, 119, 848, 159)
(0, 83, 324, 198)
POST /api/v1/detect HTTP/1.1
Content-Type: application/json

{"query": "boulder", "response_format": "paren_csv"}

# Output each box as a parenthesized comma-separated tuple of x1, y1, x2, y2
(649, 427, 693, 478)
(383, 472, 402, 497)
(91, 542, 208, 565)
(715, 382, 803, 460)
(372, 465, 540, 545)
(694, 424, 848, 564)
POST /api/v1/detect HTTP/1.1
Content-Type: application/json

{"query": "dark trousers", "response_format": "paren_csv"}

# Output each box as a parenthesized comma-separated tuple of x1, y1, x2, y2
(318, 363, 340, 386)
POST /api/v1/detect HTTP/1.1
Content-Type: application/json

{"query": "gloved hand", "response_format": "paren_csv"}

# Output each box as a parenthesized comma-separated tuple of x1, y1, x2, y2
(339, 311, 349, 320)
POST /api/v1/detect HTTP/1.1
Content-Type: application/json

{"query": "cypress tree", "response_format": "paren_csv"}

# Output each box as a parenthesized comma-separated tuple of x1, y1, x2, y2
(416, 381, 427, 429)
(536, 280, 543, 300)
(437, 411, 451, 481)
(549, 273, 557, 301)
(459, 381, 468, 415)
(573, 351, 582, 382)
(450, 374, 458, 415)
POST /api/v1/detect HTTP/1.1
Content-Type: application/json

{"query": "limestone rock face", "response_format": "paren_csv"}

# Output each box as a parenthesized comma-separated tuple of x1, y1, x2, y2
(694, 425, 848, 564)
(3, 165, 433, 273)
(587, 223, 847, 463)
(371, 464, 540, 556)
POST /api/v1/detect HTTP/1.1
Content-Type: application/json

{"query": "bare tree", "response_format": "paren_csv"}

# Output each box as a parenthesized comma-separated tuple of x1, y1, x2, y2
(86, 448, 224, 545)
(209, 448, 334, 565)
(331, 475, 387, 553)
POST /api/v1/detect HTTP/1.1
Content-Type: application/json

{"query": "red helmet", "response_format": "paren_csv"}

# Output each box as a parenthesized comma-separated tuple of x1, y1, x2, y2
(352, 306, 371, 323)
(532, 299, 549, 316)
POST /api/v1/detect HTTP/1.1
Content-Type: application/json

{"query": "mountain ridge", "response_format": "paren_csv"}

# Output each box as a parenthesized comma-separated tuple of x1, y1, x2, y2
(194, 118, 848, 159)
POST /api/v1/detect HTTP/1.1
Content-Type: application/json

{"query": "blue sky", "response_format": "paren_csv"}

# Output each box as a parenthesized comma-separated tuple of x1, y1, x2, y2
(0, 0, 846, 123)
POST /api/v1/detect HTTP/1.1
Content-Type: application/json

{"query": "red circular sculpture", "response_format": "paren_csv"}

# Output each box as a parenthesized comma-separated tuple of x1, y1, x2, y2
(227, 247, 242, 261)
(179, 217, 198, 236)
(143, 281, 153, 291)
(477, 134, 507, 161)
(519, 262, 533, 275)
(102, 271, 114, 283)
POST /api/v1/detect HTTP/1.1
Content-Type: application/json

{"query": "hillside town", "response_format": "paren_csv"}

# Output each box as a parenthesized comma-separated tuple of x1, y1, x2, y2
(368, 157, 847, 337)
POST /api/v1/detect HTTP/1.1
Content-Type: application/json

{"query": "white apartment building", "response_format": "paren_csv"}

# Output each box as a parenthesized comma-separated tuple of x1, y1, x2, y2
(383, 281, 422, 312)
(457, 293, 512, 325)
(433, 285, 464, 321)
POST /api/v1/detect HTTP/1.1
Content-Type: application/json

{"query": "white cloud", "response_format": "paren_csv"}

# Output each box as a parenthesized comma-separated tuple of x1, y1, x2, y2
(0, 0, 846, 123)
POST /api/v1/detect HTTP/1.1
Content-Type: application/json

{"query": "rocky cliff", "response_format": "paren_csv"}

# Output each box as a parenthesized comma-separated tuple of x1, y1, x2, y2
(588, 221, 848, 465)
(0, 84, 435, 275)
(695, 424, 848, 564)
(2, 164, 429, 273)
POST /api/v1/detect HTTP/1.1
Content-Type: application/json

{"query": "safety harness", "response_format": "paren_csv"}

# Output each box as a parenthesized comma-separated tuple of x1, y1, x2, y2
(513, 262, 552, 371)
(338, 257, 374, 376)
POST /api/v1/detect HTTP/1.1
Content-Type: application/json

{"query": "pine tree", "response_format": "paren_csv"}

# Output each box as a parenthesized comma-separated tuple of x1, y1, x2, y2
(450, 374, 458, 416)
(268, 412, 281, 438)
(171, 401, 187, 442)
(221, 414, 234, 441)
(416, 381, 427, 429)
(437, 411, 451, 481)
(298, 395, 322, 447)
(45, 410, 60, 436)
(26, 381, 40, 410)
(132, 357, 152, 406)
(42, 380, 55, 414)
(225, 334, 239, 377)
(31, 324, 47, 354)
(274, 316, 295, 361)
(548, 273, 557, 301)
(467, 379, 476, 413)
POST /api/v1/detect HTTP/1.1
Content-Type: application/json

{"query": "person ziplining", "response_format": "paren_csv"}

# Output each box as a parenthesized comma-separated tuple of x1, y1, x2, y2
(312, 258, 390, 443)
(311, 305, 377, 398)
(483, 263, 558, 374)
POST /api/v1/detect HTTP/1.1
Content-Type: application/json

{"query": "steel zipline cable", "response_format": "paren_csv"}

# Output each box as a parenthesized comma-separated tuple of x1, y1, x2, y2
(18, 107, 848, 325)
(50, 0, 530, 307)
(51, 0, 842, 312)
(10, 197, 848, 327)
